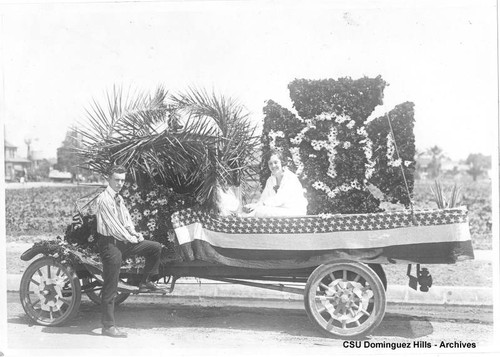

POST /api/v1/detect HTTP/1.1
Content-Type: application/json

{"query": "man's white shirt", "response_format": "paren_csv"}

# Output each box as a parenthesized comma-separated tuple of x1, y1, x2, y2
(94, 186, 138, 243)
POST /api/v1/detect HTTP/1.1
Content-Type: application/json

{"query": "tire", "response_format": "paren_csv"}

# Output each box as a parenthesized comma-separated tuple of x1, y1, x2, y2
(19, 257, 81, 326)
(304, 260, 386, 339)
(82, 276, 130, 306)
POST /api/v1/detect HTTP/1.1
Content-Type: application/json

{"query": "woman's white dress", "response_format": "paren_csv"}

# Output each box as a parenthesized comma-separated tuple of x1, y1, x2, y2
(253, 168, 308, 217)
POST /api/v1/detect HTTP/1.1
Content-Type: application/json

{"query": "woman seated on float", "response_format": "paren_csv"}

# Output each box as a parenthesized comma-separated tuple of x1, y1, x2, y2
(244, 149, 308, 217)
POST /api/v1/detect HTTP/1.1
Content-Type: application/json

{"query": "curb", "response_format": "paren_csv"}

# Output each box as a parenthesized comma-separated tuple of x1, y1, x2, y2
(7, 274, 493, 306)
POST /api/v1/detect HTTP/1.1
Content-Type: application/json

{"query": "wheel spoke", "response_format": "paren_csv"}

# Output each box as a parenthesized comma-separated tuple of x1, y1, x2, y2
(47, 265, 51, 279)
(30, 278, 40, 286)
(326, 318, 334, 330)
(59, 297, 71, 306)
(31, 297, 41, 306)
(342, 319, 347, 329)
(342, 270, 347, 281)
(353, 274, 360, 282)
(49, 307, 54, 321)
(360, 308, 371, 317)
(315, 295, 335, 302)
(355, 320, 361, 327)
(317, 305, 327, 314)
(36, 269, 43, 277)
(319, 282, 329, 291)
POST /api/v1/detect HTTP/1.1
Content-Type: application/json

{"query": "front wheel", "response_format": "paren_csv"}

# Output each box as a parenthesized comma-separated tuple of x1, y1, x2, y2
(19, 257, 81, 326)
(304, 261, 386, 339)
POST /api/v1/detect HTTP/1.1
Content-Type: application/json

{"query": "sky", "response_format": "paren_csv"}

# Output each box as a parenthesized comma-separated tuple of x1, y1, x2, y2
(0, 0, 498, 161)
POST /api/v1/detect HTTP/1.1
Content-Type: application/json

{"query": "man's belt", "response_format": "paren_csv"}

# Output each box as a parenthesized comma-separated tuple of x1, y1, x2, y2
(97, 234, 122, 245)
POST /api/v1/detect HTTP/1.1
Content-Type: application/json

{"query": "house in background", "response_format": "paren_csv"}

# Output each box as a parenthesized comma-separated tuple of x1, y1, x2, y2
(4, 140, 31, 181)
(48, 169, 73, 182)
(441, 159, 471, 178)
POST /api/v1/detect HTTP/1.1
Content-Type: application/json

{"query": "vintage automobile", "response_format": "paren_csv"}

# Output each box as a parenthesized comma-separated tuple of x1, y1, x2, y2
(18, 206, 474, 339)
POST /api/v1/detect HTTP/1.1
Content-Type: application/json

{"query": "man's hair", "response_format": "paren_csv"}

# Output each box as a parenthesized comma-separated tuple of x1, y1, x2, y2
(107, 164, 127, 176)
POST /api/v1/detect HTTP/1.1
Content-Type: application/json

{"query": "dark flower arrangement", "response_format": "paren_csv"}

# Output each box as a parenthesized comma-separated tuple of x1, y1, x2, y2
(261, 76, 416, 215)
(367, 102, 416, 206)
(120, 178, 196, 251)
(64, 213, 98, 251)
(32, 236, 102, 269)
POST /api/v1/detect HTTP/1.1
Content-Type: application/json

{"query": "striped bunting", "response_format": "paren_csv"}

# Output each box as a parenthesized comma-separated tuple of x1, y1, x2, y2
(171, 207, 474, 267)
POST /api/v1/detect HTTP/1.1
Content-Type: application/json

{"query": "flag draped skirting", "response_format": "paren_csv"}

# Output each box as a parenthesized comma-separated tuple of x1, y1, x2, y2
(171, 207, 474, 269)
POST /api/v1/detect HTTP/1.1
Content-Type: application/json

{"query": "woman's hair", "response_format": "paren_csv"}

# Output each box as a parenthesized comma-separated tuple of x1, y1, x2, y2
(266, 149, 283, 164)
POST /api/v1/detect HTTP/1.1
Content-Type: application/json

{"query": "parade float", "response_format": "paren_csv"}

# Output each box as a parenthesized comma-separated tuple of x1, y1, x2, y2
(18, 78, 474, 339)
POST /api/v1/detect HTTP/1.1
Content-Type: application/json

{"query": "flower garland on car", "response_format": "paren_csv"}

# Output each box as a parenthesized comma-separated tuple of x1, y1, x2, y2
(57, 178, 195, 270)
(121, 179, 196, 249)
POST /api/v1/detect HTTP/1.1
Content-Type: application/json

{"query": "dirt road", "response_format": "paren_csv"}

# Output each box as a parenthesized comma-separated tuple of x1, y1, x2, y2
(4, 293, 494, 356)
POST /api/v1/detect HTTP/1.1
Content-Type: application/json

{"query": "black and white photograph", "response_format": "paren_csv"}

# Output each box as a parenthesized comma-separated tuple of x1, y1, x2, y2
(0, 0, 498, 356)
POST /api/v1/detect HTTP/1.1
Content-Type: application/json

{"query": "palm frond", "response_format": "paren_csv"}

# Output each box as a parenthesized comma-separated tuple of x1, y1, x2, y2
(75, 85, 259, 210)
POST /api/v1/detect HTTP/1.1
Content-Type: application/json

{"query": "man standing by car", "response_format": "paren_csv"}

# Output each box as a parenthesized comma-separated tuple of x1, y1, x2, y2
(94, 165, 164, 338)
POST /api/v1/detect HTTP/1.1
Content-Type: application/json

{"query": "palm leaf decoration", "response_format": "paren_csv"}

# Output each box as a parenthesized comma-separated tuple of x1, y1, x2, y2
(76, 85, 259, 211)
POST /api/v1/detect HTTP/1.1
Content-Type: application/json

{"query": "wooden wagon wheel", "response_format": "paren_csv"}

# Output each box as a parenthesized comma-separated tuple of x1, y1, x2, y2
(82, 276, 130, 305)
(304, 260, 386, 339)
(19, 257, 81, 326)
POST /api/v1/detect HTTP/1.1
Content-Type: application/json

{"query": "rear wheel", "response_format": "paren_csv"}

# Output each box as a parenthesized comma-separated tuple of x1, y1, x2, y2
(82, 276, 130, 306)
(19, 257, 81, 326)
(304, 261, 386, 339)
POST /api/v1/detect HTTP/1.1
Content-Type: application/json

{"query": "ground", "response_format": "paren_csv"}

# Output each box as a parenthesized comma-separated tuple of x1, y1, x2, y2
(4, 292, 495, 355)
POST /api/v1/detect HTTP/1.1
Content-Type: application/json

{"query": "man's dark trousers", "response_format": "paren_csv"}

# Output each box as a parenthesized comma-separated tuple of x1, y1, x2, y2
(97, 234, 162, 328)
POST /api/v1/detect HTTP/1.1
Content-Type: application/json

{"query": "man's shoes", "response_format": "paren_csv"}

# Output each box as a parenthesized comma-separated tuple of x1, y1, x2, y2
(139, 281, 167, 293)
(102, 326, 128, 338)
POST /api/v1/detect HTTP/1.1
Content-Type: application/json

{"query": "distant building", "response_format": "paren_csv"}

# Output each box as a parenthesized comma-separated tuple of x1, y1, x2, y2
(30, 150, 46, 171)
(48, 169, 73, 182)
(416, 154, 474, 179)
(4, 140, 31, 181)
(441, 159, 470, 178)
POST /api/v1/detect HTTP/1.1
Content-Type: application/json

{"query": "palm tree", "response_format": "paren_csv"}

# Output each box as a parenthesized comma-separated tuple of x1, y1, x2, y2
(75, 85, 259, 211)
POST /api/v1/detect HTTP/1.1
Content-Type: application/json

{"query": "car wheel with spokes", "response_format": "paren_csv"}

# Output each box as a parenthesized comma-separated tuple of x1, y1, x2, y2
(19, 257, 81, 326)
(304, 260, 386, 339)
